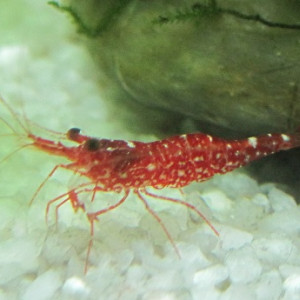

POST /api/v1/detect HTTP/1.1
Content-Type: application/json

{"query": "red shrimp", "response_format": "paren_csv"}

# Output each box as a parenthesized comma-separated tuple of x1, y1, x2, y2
(1, 96, 300, 273)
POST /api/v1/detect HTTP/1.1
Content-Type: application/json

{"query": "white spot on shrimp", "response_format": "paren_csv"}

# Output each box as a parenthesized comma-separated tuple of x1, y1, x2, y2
(127, 141, 135, 148)
(112, 184, 124, 193)
(281, 134, 290, 142)
(248, 137, 257, 148)
(226, 144, 232, 149)
(216, 153, 221, 159)
(194, 156, 203, 162)
(99, 168, 110, 179)
(119, 172, 128, 179)
(147, 164, 156, 171)
(178, 170, 185, 176)
(207, 135, 213, 142)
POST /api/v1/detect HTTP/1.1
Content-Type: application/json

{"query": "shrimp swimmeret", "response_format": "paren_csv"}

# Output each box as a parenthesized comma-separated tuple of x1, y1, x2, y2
(1, 96, 299, 272)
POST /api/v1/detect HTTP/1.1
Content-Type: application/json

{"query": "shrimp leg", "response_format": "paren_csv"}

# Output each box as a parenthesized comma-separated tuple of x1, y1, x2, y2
(30, 162, 86, 206)
(135, 189, 181, 259)
(85, 189, 130, 273)
(142, 188, 219, 236)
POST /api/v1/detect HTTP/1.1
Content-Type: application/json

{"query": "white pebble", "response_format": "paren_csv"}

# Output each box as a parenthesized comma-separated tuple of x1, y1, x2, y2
(0, 46, 28, 66)
(280, 264, 300, 279)
(252, 237, 299, 266)
(146, 270, 181, 290)
(215, 173, 260, 199)
(177, 243, 212, 269)
(191, 288, 221, 300)
(283, 274, 300, 300)
(255, 270, 282, 300)
(201, 190, 233, 212)
(220, 284, 255, 300)
(268, 188, 297, 212)
(260, 182, 276, 193)
(62, 277, 90, 299)
(219, 226, 253, 251)
(258, 209, 300, 235)
(0, 238, 39, 284)
(193, 264, 228, 287)
(22, 270, 62, 300)
(143, 291, 178, 300)
(224, 247, 262, 283)
(251, 193, 271, 213)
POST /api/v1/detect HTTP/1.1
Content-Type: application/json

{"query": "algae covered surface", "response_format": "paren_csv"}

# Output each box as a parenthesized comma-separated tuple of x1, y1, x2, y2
(56, 0, 300, 137)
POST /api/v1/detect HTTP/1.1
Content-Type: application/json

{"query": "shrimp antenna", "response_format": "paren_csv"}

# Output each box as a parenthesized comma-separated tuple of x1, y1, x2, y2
(24, 118, 67, 139)
(0, 94, 29, 134)
(0, 95, 66, 141)
(0, 143, 33, 165)
(0, 116, 20, 136)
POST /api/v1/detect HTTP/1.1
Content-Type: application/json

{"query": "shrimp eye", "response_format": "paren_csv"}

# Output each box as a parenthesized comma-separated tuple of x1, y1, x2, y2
(84, 138, 100, 151)
(67, 128, 81, 141)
